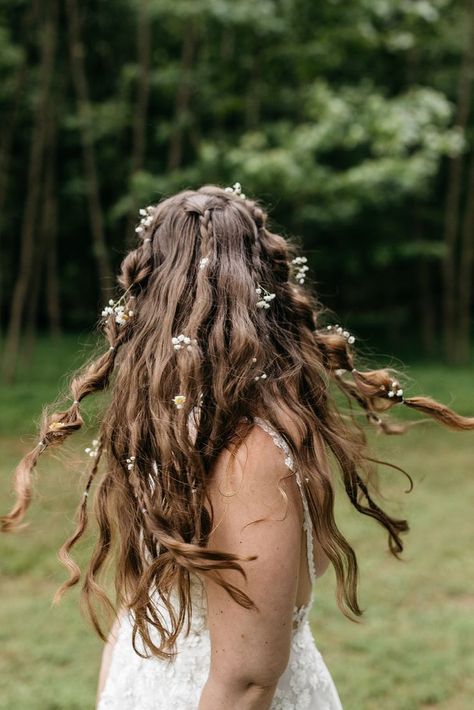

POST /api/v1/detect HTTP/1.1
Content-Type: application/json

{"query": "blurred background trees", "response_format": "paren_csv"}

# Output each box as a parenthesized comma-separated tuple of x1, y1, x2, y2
(1, 0, 473, 378)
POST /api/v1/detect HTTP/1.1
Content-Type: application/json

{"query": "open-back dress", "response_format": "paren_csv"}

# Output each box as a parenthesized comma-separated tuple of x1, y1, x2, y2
(97, 417, 343, 709)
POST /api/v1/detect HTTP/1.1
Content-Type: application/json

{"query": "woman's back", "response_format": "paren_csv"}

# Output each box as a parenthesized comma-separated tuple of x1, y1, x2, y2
(97, 417, 343, 709)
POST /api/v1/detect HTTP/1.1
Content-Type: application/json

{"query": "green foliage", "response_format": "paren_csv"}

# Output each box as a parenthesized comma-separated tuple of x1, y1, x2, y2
(0, 0, 471, 349)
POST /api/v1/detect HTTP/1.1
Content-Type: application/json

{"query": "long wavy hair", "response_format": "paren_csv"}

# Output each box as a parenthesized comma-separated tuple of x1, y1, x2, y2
(2, 185, 473, 660)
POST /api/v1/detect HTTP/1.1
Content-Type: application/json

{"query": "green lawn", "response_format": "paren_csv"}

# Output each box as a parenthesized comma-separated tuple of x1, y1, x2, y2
(1, 338, 473, 709)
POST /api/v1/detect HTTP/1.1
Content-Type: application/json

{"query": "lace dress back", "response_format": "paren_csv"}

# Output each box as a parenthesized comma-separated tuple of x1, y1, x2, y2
(97, 417, 343, 709)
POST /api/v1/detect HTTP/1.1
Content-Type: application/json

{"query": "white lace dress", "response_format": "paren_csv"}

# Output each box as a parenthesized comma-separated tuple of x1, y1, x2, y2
(97, 418, 343, 709)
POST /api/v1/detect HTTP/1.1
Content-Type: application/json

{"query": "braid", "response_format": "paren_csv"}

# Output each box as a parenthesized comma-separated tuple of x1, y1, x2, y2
(54, 438, 105, 601)
(246, 203, 265, 277)
(0, 343, 119, 532)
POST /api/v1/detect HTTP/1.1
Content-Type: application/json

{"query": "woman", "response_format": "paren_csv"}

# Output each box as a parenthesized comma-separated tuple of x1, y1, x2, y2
(2, 183, 473, 709)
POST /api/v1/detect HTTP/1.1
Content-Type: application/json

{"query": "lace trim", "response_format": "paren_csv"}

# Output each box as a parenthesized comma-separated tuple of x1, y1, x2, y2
(253, 416, 317, 586)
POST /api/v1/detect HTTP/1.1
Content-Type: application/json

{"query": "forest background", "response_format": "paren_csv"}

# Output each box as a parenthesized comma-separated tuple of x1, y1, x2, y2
(1, 0, 474, 370)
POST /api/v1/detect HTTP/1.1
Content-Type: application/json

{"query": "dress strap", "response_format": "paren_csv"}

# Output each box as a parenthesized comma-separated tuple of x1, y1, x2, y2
(253, 417, 317, 586)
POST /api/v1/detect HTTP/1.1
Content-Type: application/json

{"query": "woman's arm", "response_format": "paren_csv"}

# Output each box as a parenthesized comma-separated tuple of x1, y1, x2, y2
(96, 608, 125, 707)
(198, 424, 303, 710)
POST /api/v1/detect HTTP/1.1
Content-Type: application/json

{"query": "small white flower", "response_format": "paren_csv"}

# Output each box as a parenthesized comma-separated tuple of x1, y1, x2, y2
(323, 324, 355, 346)
(256, 284, 276, 309)
(224, 182, 245, 198)
(172, 335, 195, 352)
(85, 439, 100, 458)
(291, 256, 309, 284)
(199, 256, 209, 269)
(173, 394, 186, 410)
(397, 389, 404, 397)
(101, 294, 134, 326)
(126, 455, 136, 470)
(135, 204, 156, 238)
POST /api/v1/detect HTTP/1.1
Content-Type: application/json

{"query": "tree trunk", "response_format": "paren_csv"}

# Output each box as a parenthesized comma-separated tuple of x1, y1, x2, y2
(418, 257, 436, 357)
(442, 0, 474, 362)
(0, 1, 38, 341)
(125, 0, 152, 246)
(43, 96, 61, 339)
(167, 26, 197, 171)
(2, 0, 58, 382)
(457, 148, 474, 362)
(65, 0, 113, 295)
(414, 210, 436, 356)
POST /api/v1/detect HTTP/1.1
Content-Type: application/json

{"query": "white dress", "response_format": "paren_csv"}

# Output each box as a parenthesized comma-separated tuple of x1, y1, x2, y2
(97, 417, 343, 709)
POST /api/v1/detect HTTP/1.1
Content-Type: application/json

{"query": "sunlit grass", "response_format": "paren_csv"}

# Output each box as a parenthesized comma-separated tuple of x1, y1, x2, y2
(0, 337, 473, 709)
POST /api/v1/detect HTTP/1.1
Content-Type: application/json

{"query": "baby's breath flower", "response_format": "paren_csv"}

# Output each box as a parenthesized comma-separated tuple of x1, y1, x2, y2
(173, 394, 186, 410)
(224, 182, 245, 199)
(135, 205, 156, 235)
(172, 334, 197, 352)
(85, 439, 100, 458)
(291, 256, 309, 285)
(256, 284, 276, 309)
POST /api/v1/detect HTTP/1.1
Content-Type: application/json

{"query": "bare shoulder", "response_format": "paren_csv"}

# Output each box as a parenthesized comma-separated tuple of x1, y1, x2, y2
(206, 417, 302, 527)
(202, 416, 306, 690)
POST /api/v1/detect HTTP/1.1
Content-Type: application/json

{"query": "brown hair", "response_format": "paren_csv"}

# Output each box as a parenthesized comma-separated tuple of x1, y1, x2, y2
(2, 185, 473, 659)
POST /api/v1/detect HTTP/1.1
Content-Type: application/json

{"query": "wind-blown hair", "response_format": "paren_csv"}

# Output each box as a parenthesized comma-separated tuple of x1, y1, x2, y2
(2, 185, 473, 659)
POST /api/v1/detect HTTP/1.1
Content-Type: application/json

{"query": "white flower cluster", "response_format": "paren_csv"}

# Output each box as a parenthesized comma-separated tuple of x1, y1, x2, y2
(291, 256, 309, 284)
(102, 299, 134, 326)
(254, 372, 267, 382)
(256, 284, 276, 309)
(135, 205, 155, 235)
(172, 334, 197, 351)
(173, 394, 186, 410)
(387, 380, 404, 399)
(85, 439, 99, 458)
(224, 181, 246, 198)
(126, 456, 135, 471)
(199, 256, 209, 269)
(326, 324, 355, 345)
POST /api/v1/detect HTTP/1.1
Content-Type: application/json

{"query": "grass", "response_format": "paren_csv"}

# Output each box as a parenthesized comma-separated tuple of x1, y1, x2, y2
(0, 336, 473, 709)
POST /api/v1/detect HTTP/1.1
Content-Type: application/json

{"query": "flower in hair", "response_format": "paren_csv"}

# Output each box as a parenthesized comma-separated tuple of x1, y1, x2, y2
(387, 380, 404, 399)
(256, 285, 276, 309)
(254, 371, 268, 381)
(48, 421, 65, 432)
(326, 324, 355, 345)
(102, 298, 134, 326)
(225, 182, 246, 199)
(85, 439, 99, 458)
(173, 394, 186, 410)
(172, 334, 197, 352)
(199, 256, 209, 269)
(291, 256, 309, 285)
(135, 205, 156, 234)
(126, 456, 136, 470)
